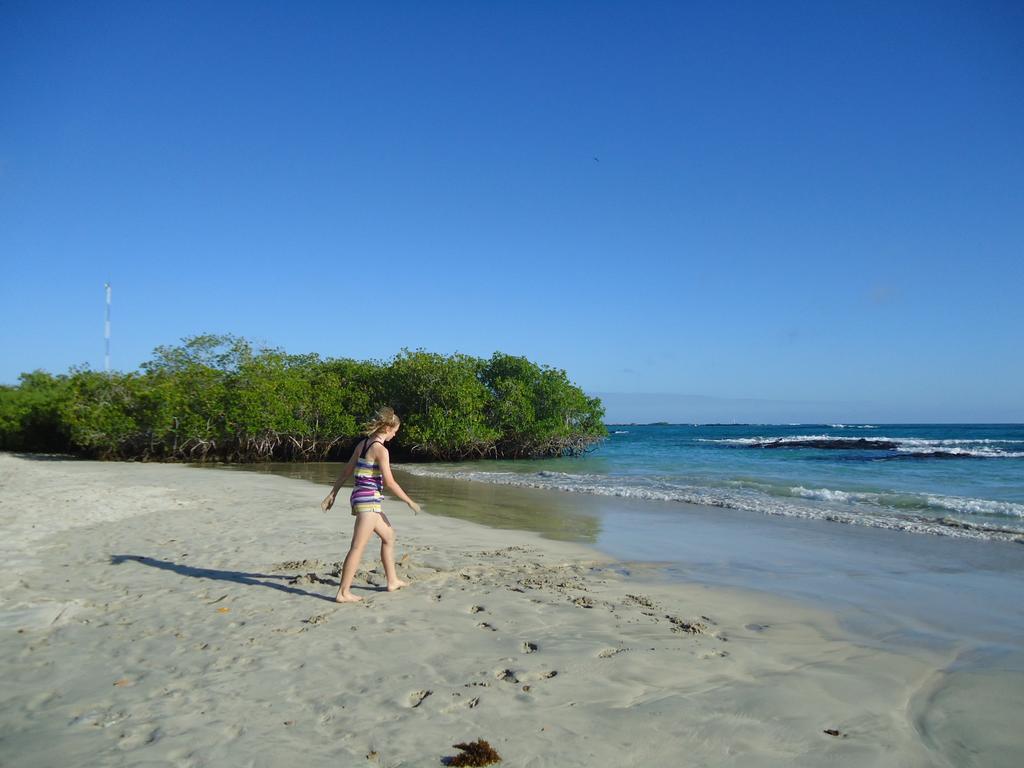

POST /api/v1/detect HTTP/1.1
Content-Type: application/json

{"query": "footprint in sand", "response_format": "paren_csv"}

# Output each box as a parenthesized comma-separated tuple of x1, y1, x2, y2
(598, 647, 627, 658)
(289, 573, 332, 586)
(476, 622, 497, 631)
(624, 593, 658, 609)
(27, 691, 60, 712)
(275, 559, 322, 571)
(701, 650, 729, 659)
(70, 708, 128, 729)
(521, 642, 538, 654)
(497, 668, 557, 684)
(443, 694, 481, 713)
(664, 615, 709, 634)
(117, 726, 162, 750)
(408, 690, 432, 708)
(469, 605, 485, 614)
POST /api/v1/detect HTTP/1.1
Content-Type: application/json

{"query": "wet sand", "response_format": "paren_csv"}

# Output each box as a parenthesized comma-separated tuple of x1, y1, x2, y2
(2, 454, 1020, 767)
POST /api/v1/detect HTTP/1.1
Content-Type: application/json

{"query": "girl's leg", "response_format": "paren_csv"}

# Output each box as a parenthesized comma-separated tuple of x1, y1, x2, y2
(374, 516, 408, 592)
(336, 513, 377, 602)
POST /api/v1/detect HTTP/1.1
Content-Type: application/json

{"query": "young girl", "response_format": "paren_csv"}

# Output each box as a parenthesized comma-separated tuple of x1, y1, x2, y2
(321, 407, 421, 602)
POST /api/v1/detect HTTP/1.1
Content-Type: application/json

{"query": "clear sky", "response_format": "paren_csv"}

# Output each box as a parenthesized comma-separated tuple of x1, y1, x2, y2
(2, 1, 1022, 422)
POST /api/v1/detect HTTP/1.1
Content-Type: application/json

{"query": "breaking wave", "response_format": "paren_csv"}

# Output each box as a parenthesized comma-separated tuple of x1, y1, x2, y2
(697, 434, 1024, 458)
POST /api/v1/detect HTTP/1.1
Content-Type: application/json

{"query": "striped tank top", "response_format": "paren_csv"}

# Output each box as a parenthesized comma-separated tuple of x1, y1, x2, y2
(350, 438, 384, 515)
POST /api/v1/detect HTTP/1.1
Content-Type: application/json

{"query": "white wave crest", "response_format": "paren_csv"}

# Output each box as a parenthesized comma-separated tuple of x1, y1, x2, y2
(790, 486, 875, 504)
(698, 434, 862, 445)
(891, 441, 1024, 458)
(925, 495, 1024, 518)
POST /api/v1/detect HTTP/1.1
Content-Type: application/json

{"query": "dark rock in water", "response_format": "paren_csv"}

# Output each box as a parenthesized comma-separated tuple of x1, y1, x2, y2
(904, 451, 974, 459)
(754, 438, 898, 450)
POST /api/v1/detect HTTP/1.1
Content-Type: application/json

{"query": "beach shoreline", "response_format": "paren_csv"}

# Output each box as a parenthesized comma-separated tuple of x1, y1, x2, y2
(201, 459, 1024, 659)
(2, 453, 1020, 766)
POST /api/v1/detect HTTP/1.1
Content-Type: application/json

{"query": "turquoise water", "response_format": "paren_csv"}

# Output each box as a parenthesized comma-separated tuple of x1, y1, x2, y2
(400, 423, 1024, 541)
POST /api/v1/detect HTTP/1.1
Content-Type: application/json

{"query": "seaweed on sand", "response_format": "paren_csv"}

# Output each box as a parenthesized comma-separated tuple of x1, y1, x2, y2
(445, 738, 501, 766)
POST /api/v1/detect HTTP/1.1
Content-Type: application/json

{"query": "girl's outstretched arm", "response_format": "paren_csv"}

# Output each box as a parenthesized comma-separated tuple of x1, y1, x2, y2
(378, 448, 421, 514)
(321, 441, 362, 511)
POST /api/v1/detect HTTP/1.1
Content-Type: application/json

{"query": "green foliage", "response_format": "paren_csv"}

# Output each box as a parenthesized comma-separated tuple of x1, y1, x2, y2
(0, 371, 72, 452)
(386, 350, 500, 460)
(480, 353, 605, 457)
(0, 335, 606, 461)
(60, 370, 144, 458)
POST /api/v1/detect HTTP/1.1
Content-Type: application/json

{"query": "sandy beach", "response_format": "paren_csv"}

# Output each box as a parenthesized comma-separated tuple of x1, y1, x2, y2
(1, 453, 1017, 767)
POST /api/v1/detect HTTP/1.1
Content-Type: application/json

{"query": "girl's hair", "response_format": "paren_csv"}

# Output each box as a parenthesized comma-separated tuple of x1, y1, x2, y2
(363, 406, 401, 436)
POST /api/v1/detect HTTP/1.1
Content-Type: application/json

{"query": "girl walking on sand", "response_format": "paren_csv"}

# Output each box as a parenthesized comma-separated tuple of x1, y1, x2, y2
(321, 407, 421, 602)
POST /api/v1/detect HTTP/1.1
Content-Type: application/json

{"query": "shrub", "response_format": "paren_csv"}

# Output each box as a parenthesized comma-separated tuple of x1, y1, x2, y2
(1, 336, 606, 461)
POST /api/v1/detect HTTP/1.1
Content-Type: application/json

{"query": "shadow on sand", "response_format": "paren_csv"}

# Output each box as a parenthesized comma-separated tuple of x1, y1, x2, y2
(12, 452, 86, 462)
(110, 554, 342, 603)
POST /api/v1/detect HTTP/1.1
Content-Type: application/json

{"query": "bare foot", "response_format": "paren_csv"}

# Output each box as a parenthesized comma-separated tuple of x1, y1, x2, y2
(386, 579, 409, 592)
(335, 591, 362, 603)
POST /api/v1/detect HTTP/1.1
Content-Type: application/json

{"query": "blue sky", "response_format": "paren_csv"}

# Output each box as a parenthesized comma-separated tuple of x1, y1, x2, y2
(2, 1, 1022, 422)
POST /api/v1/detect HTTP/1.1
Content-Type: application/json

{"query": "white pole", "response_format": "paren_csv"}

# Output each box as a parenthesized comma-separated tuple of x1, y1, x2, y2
(104, 282, 112, 373)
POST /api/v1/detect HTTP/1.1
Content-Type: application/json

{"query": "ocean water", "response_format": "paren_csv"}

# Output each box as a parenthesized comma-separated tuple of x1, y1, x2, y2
(399, 423, 1024, 542)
